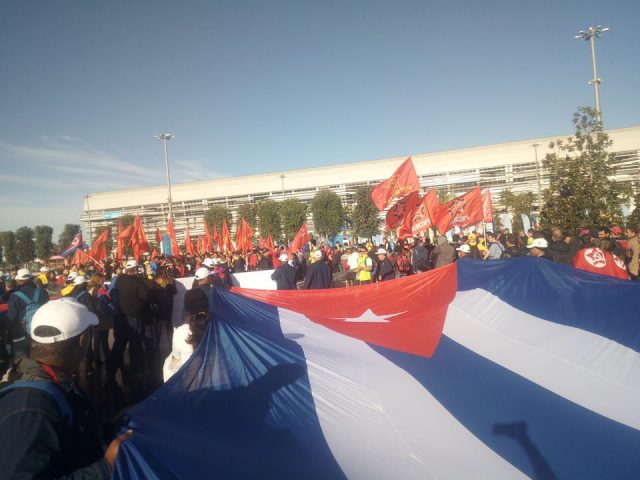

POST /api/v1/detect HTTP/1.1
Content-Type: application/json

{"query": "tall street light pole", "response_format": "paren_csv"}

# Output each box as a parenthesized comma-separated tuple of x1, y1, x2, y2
(155, 133, 174, 220)
(575, 25, 609, 123)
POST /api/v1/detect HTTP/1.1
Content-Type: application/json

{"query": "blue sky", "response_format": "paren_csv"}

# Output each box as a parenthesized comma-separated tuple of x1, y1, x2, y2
(1, 0, 639, 238)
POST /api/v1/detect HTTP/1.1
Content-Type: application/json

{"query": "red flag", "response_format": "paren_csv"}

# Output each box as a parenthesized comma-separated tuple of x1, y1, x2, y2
(72, 246, 91, 267)
(386, 191, 420, 232)
(89, 229, 109, 259)
(573, 248, 629, 280)
(434, 187, 484, 234)
(370, 157, 421, 211)
(156, 228, 162, 245)
(166, 219, 180, 257)
(411, 189, 439, 236)
(266, 234, 275, 253)
(116, 222, 124, 262)
(204, 222, 214, 253)
(129, 215, 150, 260)
(185, 227, 195, 256)
(236, 218, 254, 252)
(222, 219, 234, 252)
(235, 263, 457, 357)
(482, 189, 494, 223)
(290, 224, 310, 253)
(118, 224, 134, 239)
(213, 225, 223, 252)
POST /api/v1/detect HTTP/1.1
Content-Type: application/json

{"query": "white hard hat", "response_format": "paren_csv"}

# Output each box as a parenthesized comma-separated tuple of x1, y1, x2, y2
(203, 258, 215, 268)
(195, 267, 210, 280)
(456, 244, 471, 253)
(527, 238, 549, 249)
(16, 268, 32, 280)
(376, 248, 387, 255)
(125, 259, 138, 269)
(279, 253, 288, 262)
(31, 298, 98, 343)
(73, 275, 88, 286)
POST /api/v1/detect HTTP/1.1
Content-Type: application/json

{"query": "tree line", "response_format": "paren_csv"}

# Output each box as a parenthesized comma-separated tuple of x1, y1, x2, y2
(0, 224, 81, 268)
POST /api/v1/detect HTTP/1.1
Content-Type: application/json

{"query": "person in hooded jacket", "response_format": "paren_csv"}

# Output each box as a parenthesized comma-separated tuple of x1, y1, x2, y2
(431, 235, 456, 268)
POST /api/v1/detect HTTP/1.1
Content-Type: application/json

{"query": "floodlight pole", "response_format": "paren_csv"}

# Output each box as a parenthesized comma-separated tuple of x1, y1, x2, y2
(155, 133, 174, 221)
(575, 26, 609, 123)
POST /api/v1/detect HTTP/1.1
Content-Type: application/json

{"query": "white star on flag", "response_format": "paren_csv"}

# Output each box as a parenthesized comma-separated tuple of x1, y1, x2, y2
(334, 309, 406, 323)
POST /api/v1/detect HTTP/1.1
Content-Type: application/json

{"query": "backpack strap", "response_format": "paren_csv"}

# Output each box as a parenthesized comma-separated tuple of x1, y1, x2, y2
(74, 290, 87, 302)
(0, 381, 73, 428)
(33, 288, 41, 303)
(13, 291, 31, 304)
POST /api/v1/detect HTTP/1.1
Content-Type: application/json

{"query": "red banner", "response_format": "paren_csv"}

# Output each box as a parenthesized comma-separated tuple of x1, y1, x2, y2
(434, 187, 484, 234)
(411, 189, 439, 236)
(290, 224, 310, 253)
(573, 248, 629, 280)
(222, 219, 234, 252)
(371, 157, 421, 211)
(185, 227, 195, 256)
(89, 228, 109, 261)
(167, 219, 180, 256)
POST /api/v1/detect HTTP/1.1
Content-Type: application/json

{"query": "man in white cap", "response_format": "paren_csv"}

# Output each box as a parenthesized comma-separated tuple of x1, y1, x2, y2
(193, 267, 213, 298)
(303, 250, 333, 289)
(527, 238, 551, 259)
(35, 266, 50, 289)
(108, 259, 149, 377)
(456, 243, 472, 259)
(7, 268, 49, 364)
(376, 248, 395, 282)
(0, 298, 133, 478)
(271, 253, 298, 290)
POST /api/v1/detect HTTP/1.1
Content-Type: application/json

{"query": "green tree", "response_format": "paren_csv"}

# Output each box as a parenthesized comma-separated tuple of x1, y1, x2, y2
(280, 199, 308, 241)
(257, 200, 281, 239)
(499, 189, 535, 232)
(437, 189, 455, 203)
(0, 231, 18, 267)
(58, 224, 81, 251)
(120, 214, 135, 228)
(540, 107, 630, 230)
(34, 225, 54, 261)
(237, 203, 257, 230)
(311, 190, 344, 238)
(15, 226, 36, 265)
(351, 186, 380, 240)
(204, 205, 232, 233)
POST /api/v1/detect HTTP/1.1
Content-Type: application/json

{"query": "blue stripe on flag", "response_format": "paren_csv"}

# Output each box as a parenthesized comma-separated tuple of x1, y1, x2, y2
(117, 288, 345, 480)
(457, 257, 640, 352)
(371, 336, 640, 480)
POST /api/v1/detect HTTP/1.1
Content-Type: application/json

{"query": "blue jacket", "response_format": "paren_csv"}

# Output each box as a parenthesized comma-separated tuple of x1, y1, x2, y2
(0, 358, 111, 479)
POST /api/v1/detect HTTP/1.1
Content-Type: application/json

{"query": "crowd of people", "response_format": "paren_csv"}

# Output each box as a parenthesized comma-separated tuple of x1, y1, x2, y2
(0, 222, 638, 477)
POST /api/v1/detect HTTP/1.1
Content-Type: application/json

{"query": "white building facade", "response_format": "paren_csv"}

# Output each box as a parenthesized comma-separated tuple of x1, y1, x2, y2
(82, 126, 640, 242)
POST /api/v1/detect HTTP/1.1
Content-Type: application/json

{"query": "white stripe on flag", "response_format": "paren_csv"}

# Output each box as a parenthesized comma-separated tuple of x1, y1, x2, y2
(277, 307, 526, 480)
(445, 289, 640, 430)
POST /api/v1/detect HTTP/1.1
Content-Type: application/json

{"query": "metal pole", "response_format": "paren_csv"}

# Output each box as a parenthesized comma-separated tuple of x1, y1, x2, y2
(589, 34, 601, 122)
(532, 144, 543, 210)
(280, 174, 285, 200)
(163, 138, 173, 220)
(156, 133, 174, 221)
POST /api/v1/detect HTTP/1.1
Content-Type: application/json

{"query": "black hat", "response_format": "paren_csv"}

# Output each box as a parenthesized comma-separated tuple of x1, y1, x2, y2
(184, 288, 209, 314)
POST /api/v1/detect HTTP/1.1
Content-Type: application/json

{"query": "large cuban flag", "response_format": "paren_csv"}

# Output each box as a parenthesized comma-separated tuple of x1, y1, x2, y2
(114, 258, 640, 479)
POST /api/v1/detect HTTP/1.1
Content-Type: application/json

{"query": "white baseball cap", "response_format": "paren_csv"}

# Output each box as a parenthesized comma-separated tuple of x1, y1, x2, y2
(40, 267, 48, 273)
(313, 250, 322, 259)
(376, 248, 387, 255)
(527, 238, 549, 249)
(16, 269, 32, 280)
(31, 298, 98, 343)
(67, 271, 78, 282)
(195, 267, 210, 280)
(203, 258, 215, 268)
(279, 253, 288, 262)
(73, 275, 88, 286)
(457, 244, 471, 253)
(125, 259, 138, 269)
